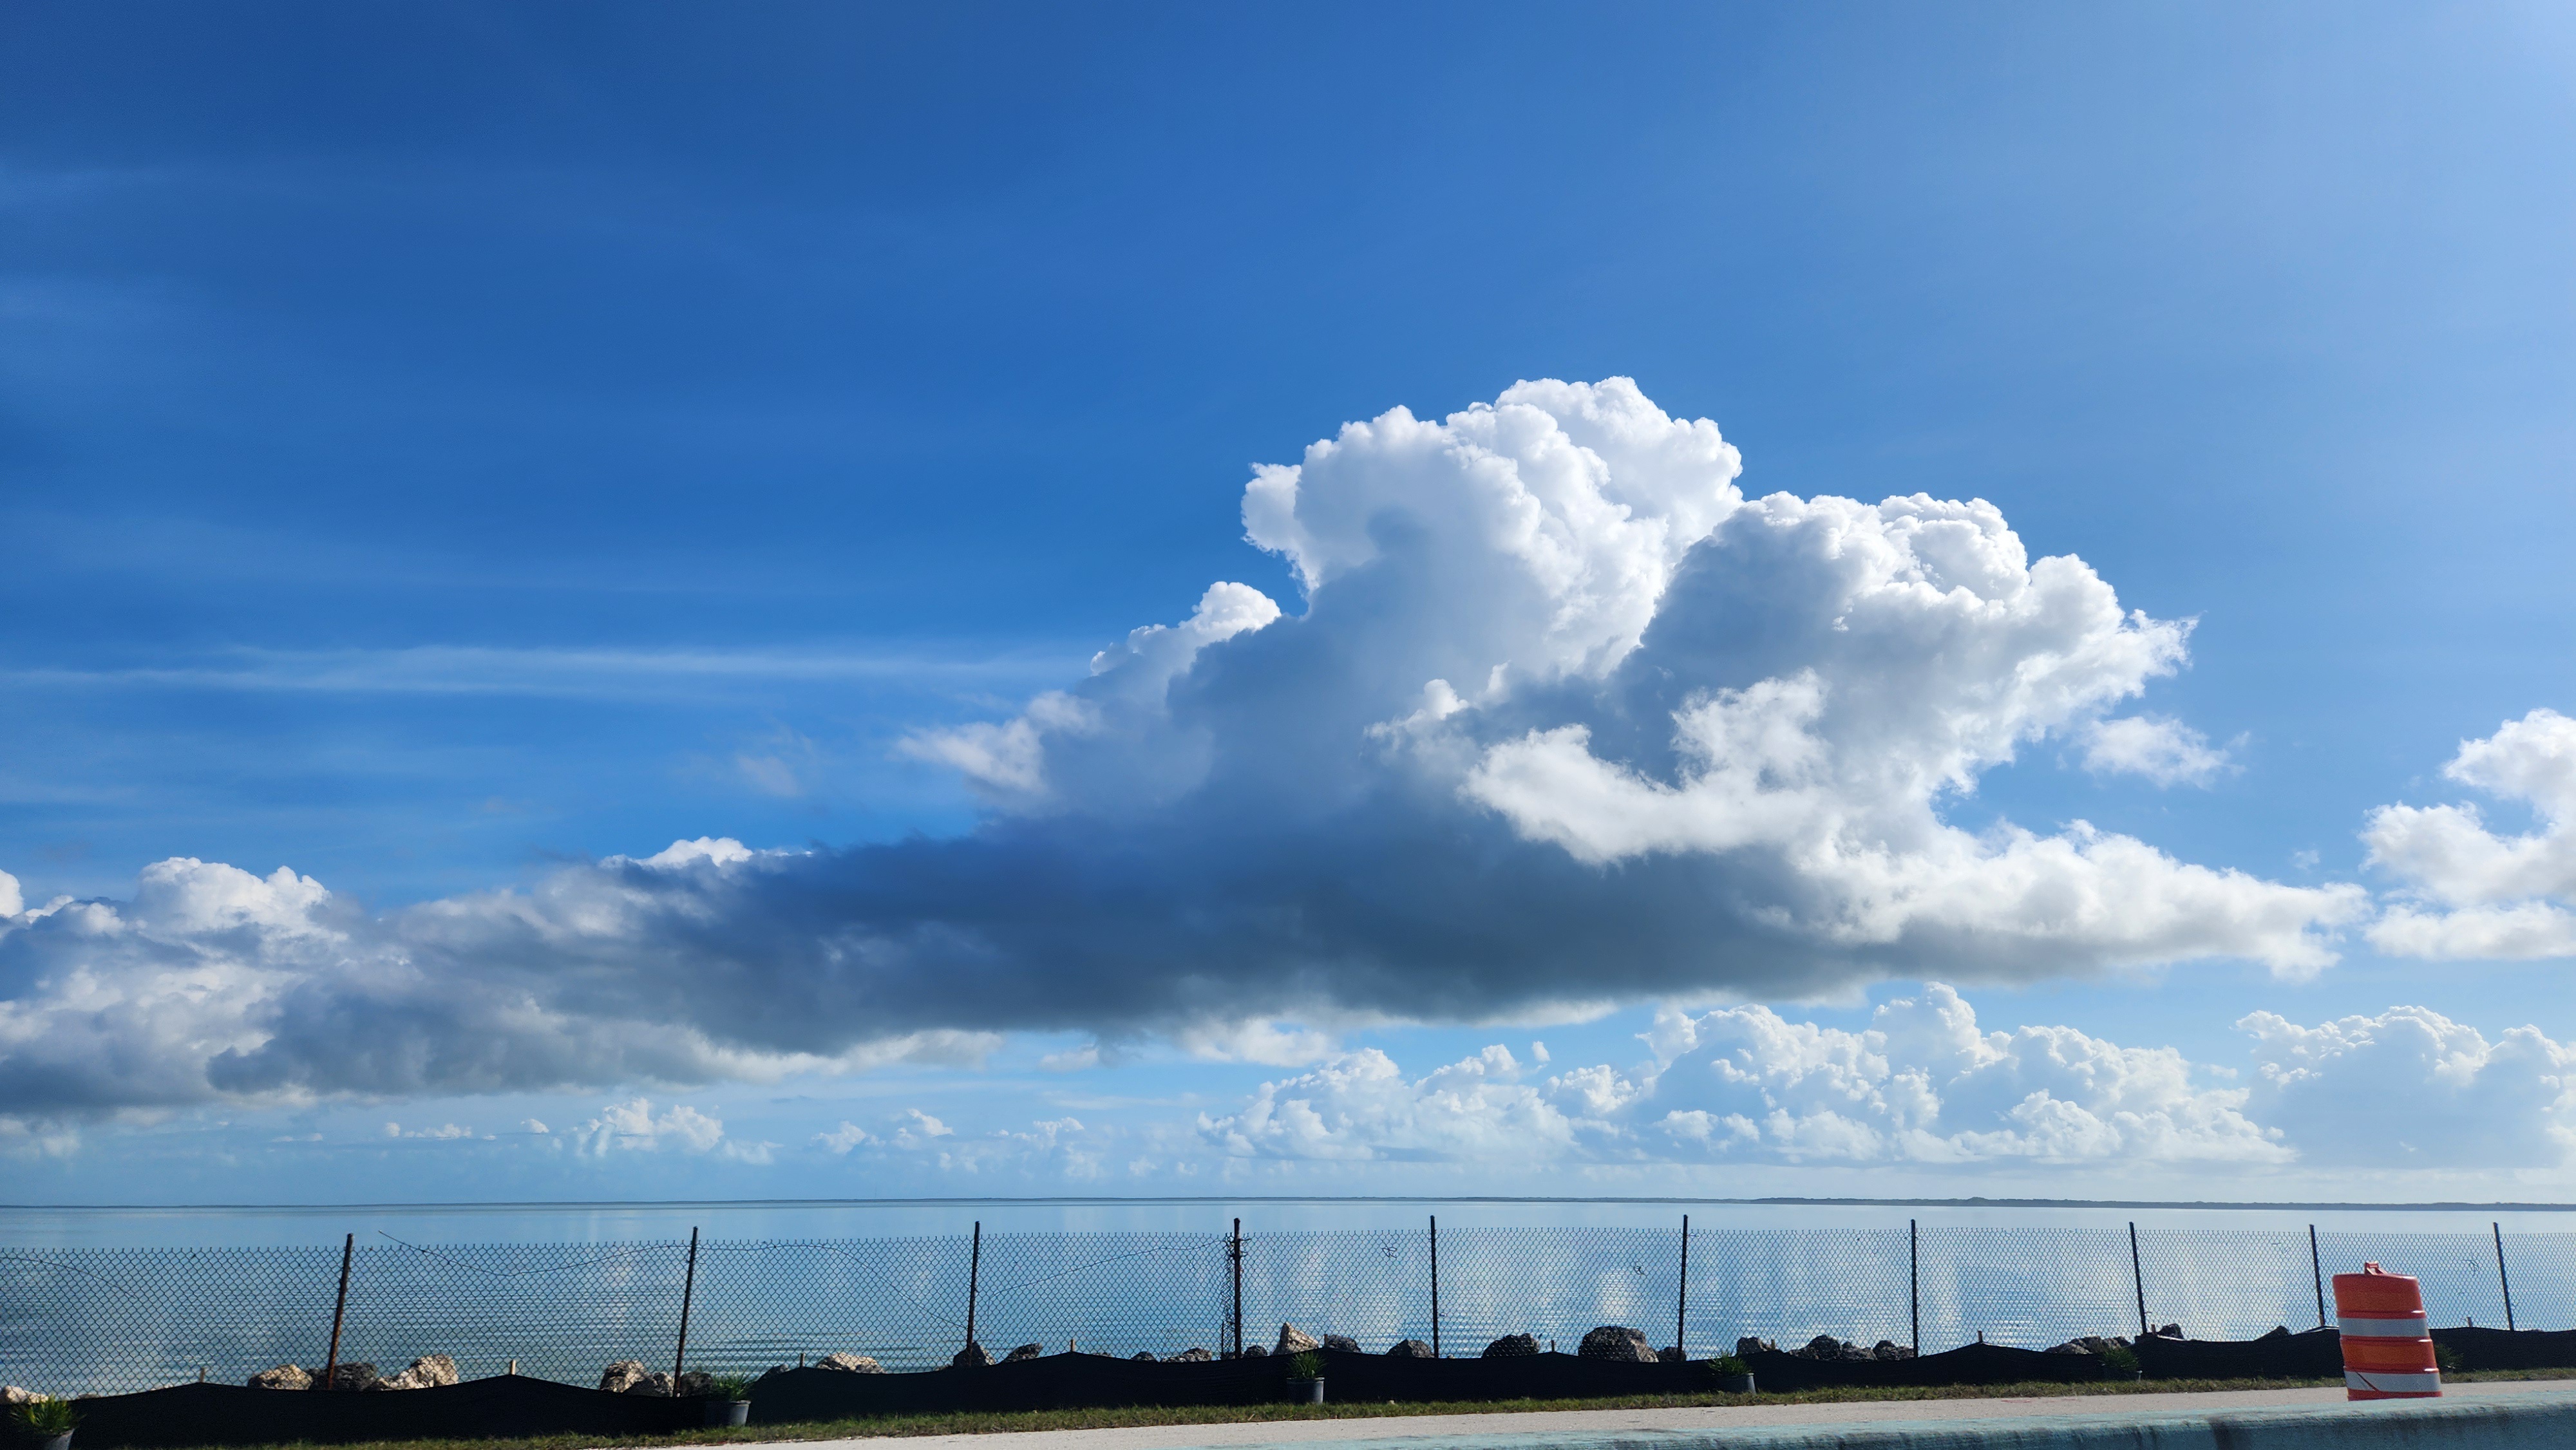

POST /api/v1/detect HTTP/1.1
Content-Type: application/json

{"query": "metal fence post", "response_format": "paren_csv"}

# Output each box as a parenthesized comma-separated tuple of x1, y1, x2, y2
(322, 1233, 354, 1389)
(1675, 1214, 1690, 1360)
(965, 1221, 982, 1351)
(1230, 1218, 1244, 1357)
(1428, 1215, 1440, 1358)
(2309, 1225, 2326, 1330)
(1909, 1219, 1918, 1355)
(2496, 1222, 2517, 1332)
(672, 1227, 699, 1384)
(2128, 1222, 2146, 1339)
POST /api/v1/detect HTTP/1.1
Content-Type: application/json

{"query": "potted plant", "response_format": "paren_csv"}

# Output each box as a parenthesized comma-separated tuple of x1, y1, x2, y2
(1284, 1350, 1325, 1404)
(10, 1396, 78, 1450)
(1703, 1355, 1754, 1395)
(701, 1375, 753, 1426)
(2101, 1344, 2141, 1381)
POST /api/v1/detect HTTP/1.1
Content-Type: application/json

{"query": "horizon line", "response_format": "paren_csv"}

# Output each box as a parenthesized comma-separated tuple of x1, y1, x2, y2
(6, 1194, 2575, 1213)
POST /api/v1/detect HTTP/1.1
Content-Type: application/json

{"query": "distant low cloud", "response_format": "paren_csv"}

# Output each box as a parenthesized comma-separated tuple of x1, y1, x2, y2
(0, 380, 2378, 1124)
(1197, 986, 2576, 1170)
(2366, 709, 2576, 959)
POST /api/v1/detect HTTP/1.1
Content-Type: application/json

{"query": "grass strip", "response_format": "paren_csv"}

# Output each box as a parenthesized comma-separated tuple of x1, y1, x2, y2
(131, 1371, 2576, 1450)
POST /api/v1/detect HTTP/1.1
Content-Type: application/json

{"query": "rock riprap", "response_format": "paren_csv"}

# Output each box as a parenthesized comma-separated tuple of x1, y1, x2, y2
(373, 1355, 459, 1391)
(1578, 1325, 1656, 1362)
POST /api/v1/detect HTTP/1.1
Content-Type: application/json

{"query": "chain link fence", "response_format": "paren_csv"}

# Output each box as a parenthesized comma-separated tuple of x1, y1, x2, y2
(6, 1221, 2573, 1396)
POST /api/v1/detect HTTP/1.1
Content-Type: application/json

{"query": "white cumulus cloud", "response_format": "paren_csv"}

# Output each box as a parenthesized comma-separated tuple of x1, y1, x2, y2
(2081, 715, 2233, 786)
(2365, 709, 2576, 959)
(1197, 986, 2576, 1172)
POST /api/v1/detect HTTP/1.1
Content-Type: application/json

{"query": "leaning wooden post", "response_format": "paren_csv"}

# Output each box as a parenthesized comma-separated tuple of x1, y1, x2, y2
(2128, 1222, 2147, 1339)
(2310, 1225, 2327, 1330)
(673, 1227, 701, 1386)
(965, 1221, 982, 1351)
(2496, 1222, 2517, 1332)
(323, 1233, 354, 1389)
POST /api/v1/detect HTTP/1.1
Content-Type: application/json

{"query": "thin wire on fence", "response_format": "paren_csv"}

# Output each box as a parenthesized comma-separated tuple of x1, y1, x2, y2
(6, 1223, 2575, 1395)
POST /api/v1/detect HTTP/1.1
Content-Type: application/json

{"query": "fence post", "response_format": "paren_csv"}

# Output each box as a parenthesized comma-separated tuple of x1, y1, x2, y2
(965, 1221, 982, 1351)
(672, 1227, 699, 1384)
(1428, 1215, 1440, 1358)
(2309, 1225, 2326, 1330)
(1909, 1219, 1918, 1355)
(323, 1233, 354, 1389)
(2496, 1222, 2517, 1332)
(2128, 1222, 2146, 1339)
(1231, 1218, 1244, 1357)
(1675, 1214, 1690, 1361)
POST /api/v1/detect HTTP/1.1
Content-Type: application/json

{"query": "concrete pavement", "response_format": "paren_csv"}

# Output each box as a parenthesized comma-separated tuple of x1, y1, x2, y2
(764, 1378, 2576, 1450)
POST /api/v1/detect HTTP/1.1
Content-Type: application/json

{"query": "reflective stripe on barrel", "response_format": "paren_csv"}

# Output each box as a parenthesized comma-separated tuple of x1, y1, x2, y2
(2332, 1262, 2440, 1401)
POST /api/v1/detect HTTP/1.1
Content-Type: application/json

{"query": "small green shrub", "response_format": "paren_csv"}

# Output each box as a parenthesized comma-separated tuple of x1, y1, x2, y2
(2101, 1345, 2139, 1374)
(2435, 1344, 2463, 1375)
(1705, 1355, 1750, 1379)
(10, 1398, 79, 1436)
(705, 1375, 755, 1402)
(1288, 1351, 1325, 1380)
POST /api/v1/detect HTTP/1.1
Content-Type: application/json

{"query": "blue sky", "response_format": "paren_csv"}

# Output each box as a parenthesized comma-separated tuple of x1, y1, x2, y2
(4, 2, 2575, 1205)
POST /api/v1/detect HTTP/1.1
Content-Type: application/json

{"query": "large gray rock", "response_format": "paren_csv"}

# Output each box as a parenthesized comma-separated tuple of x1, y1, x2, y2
(1003, 1343, 1045, 1363)
(1577, 1325, 1657, 1362)
(1165, 1347, 1213, 1362)
(1130, 1351, 1155, 1361)
(247, 1364, 312, 1391)
(3, 1388, 53, 1405)
(1240, 1343, 1267, 1357)
(1386, 1339, 1434, 1359)
(815, 1353, 883, 1374)
(372, 1355, 459, 1391)
(600, 1361, 650, 1394)
(1274, 1324, 1321, 1355)
(952, 1341, 993, 1369)
(1873, 1341, 1917, 1360)
(1482, 1334, 1539, 1359)
(1736, 1337, 1776, 1358)
(1658, 1346, 1685, 1362)
(1321, 1334, 1360, 1353)
(321, 1362, 381, 1391)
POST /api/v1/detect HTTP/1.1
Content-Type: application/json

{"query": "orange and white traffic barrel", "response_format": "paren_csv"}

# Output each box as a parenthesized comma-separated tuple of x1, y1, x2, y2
(2333, 1261, 2441, 1400)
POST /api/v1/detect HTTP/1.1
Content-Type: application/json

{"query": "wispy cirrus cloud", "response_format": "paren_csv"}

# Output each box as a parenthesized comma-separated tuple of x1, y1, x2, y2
(2, 643, 1077, 702)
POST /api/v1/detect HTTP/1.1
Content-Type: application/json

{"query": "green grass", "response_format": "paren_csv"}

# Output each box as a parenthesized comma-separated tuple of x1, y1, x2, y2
(134, 1371, 2576, 1450)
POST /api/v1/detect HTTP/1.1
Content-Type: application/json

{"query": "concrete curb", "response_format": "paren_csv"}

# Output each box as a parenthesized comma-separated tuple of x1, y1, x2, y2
(1214, 1390, 2576, 1449)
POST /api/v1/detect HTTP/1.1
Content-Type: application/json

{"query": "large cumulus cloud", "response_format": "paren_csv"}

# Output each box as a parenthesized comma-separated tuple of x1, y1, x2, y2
(1, 379, 2371, 1120)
